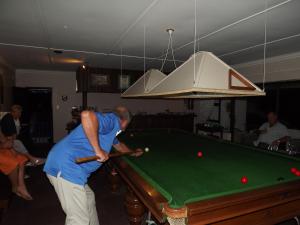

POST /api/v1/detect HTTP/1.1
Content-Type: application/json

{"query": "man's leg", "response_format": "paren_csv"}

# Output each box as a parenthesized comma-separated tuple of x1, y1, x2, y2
(85, 185, 99, 225)
(47, 174, 90, 225)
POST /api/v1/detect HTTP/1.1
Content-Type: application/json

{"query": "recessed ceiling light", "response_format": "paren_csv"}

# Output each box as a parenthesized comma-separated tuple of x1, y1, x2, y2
(53, 49, 63, 54)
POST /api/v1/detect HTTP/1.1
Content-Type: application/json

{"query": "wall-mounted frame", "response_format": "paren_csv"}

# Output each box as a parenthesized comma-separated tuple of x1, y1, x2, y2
(91, 73, 110, 87)
(76, 67, 141, 93)
(119, 75, 130, 90)
(88, 73, 114, 92)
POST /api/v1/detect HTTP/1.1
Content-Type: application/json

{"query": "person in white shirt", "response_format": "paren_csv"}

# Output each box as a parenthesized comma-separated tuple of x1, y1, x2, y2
(253, 112, 289, 149)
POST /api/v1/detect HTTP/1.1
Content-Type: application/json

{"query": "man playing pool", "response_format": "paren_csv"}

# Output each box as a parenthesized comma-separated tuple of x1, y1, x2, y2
(44, 106, 142, 225)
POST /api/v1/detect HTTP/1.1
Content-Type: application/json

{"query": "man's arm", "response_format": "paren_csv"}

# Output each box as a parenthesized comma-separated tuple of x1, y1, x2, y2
(272, 136, 289, 145)
(113, 142, 143, 157)
(81, 110, 108, 162)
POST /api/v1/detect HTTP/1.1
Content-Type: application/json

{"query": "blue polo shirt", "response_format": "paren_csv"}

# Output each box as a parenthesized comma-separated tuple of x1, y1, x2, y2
(44, 112, 121, 186)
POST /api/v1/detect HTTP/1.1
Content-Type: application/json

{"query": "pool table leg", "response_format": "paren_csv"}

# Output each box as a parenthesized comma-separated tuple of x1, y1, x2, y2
(125, 187, 146, 225)
(107, 168, 121, 193)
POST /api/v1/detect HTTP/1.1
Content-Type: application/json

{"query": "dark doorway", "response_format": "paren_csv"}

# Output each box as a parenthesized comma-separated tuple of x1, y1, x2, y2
(13, 87, 53, 155)
(246, 81, 300, 131)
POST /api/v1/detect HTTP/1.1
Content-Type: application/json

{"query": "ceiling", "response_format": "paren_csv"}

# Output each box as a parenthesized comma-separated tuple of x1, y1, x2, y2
(0, 0, 299, 72)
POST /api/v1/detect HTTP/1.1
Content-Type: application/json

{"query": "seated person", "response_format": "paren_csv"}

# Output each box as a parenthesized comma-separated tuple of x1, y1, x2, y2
(253, 111, 289, 149)
(0, 136, 33, 200)
(1, 105, 44, 166)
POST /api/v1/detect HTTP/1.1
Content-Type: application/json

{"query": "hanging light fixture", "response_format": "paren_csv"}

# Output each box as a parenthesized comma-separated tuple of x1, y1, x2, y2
(122, 27, 176, 98)
(121, 69, 167, 97)
(122, 0, 265, 99)
(122, 51, 265, 99)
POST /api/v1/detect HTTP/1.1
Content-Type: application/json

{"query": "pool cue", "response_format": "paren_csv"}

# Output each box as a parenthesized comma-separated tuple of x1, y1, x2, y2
(75, 150, 140, 164)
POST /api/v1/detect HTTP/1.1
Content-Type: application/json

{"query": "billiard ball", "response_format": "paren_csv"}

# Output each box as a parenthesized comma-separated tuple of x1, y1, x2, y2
(291, 168, 297, 174)
(241, 176, 248, 184)
(197, 151, 203, 157)
(130, 133, 134, 137)
(295, 171, 300, 177)
(145, 147, 149, 152)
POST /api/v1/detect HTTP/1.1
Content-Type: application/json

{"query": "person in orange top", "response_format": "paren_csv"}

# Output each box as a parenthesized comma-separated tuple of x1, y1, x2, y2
(0, 136, 33, 200)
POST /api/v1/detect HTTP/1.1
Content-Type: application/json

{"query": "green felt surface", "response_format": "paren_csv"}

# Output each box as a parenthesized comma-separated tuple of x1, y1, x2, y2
(119, 130, 300, 209)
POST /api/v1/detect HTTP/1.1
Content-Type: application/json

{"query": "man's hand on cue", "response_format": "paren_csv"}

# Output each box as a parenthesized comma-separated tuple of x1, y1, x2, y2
(131, 148, 143, 157)
(96, 150, 109, 162)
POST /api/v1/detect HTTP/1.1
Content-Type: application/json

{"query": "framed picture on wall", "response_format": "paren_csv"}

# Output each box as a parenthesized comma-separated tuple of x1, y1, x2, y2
(90, 73, 110, 87)
(119, 75, 130, 90)
(76, 66, 142, 93)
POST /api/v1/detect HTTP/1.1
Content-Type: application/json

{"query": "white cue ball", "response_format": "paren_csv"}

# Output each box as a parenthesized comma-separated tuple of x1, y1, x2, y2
(145, 147, 149, 152)
(130, 133, 134, 137)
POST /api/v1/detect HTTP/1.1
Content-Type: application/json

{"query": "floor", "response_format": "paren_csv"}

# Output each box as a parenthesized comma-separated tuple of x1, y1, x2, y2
(1, 164, 299, 225)
(1, 165, 130, 225)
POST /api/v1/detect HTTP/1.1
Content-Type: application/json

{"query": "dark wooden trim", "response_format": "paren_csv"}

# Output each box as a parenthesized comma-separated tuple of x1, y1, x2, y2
(229, 69, 256, 91)
(125, 188, 147, 225)
(187, 181, 300, 225)
(210, 200, 300, 225)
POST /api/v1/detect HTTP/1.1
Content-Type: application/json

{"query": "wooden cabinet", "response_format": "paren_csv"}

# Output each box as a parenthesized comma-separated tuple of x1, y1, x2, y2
(128, 114, 195, 132)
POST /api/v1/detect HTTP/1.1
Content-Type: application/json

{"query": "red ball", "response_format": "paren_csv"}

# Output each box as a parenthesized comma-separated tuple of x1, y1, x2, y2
(291, 168, 297, 174)
(241, 176, 248, 184)
(197, 151, 203, 157)
(295, 171, 300, 177)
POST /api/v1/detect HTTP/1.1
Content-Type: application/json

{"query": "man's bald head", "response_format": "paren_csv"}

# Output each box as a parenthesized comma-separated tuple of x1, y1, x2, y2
(114, 106, 132, 130)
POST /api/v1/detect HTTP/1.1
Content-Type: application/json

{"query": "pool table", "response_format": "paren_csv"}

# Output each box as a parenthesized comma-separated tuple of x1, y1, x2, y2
(111, 129, 300, 225)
